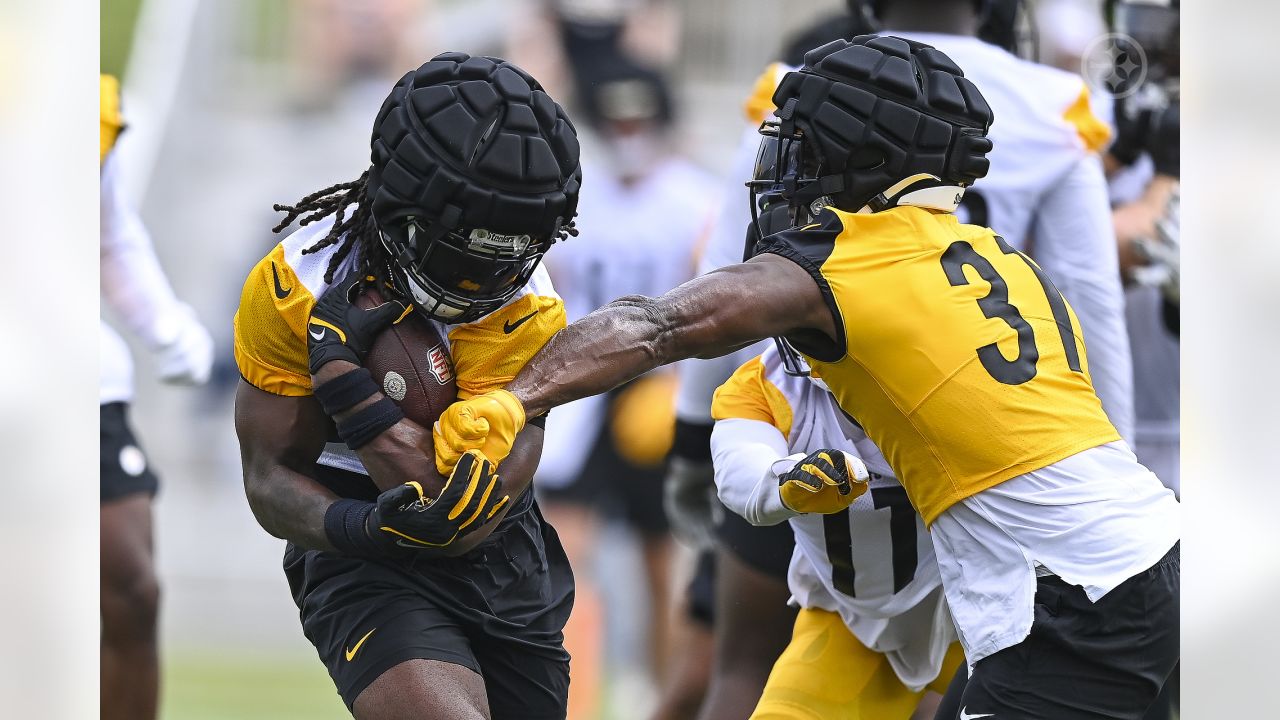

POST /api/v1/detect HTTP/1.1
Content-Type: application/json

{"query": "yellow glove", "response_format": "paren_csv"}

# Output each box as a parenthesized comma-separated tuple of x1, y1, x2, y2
(778, 449, 869, 514)
(433, 390, 526, 476)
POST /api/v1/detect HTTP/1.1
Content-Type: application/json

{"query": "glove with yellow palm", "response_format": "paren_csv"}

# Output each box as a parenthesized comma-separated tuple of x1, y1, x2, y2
(324, 450, 509, 556)
(433, 390, 526, 476)
(777, 449, 870, 514)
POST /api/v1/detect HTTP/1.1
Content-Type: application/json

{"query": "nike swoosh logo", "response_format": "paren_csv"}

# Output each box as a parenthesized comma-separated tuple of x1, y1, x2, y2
(309, 327, 325, 341)
(271, 262, 292, 299)
(345, 628, 376, 661)
(959, 709, 995, 720)
(503, 310, 538, 334)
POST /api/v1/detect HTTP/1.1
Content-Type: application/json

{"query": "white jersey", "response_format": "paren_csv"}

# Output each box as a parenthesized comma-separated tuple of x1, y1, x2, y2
(100, 154, 194, 403)
(710, 347, 954, 691)
(539, 157, 720, 486)
(682, 35, 1135, 445)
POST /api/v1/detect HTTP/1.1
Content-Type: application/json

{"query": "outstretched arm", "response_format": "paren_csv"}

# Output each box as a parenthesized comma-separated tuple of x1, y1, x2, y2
(431, 254, 834, 475)
(508, 254, 832, 417)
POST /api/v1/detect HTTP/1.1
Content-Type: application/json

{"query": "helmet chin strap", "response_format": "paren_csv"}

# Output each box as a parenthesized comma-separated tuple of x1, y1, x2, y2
(857, 173, 967, 214)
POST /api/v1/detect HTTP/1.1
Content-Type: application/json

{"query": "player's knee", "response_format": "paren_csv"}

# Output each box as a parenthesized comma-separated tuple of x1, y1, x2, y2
(103, 571, 160, 639)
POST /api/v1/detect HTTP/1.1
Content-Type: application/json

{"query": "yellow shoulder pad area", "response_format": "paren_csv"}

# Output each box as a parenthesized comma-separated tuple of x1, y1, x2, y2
(711, 355, 794, 440)
(232, 245, 316, 396)
(100, 74, 124, 166)
(1063, 85, 1111, 154)
(743, 62, 782, 126)
(446, 293, 566, 400)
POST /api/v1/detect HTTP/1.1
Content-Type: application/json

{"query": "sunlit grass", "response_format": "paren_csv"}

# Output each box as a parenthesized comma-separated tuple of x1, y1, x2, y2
(161, 649, 348, 720)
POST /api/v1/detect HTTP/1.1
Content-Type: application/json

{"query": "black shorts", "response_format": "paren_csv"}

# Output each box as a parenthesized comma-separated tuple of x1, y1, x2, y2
(285, 491, 575, 718)
(716, 507, 794, 579)
(100, 402, 159, 503)
(687, 511, 795, 626)
(954, 542, 1180, 719)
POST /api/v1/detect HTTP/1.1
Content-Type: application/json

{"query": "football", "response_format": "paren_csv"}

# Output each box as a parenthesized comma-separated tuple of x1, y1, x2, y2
(357, 286, 458, 472)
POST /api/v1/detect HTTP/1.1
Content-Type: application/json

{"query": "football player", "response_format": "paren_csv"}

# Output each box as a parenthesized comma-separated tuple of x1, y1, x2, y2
(233, 54, 581, 720)
(670, 1, 1136, 715)
(100, 74, 215, 720)
(435, 37, 1180, 719)
(711, 345, 964, 719)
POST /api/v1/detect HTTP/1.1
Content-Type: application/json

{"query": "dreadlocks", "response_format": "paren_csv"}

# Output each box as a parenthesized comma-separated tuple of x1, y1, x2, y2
(272, 169, 384, 284)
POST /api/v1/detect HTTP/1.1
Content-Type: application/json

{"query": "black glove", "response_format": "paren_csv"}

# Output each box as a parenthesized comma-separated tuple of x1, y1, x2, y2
(777, 449, 868, 514)
(326, 449, 511, 557)
(307, 271, 408, 374)
(373, 449, 510, 550)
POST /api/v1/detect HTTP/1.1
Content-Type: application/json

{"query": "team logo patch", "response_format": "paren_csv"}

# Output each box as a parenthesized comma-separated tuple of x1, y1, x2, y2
(382, 371, 408, 401)
(427, 344, 454, 385)
(119, 445, 147, 477)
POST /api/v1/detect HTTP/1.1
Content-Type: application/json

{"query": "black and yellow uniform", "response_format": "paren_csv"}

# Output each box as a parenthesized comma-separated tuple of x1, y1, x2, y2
(234, 222, 574, 716)
(761, 205, 1120, 524)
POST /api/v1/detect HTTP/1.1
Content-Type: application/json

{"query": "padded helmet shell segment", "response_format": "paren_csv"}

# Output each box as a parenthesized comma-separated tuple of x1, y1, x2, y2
(769, 35, 994, 215)
(367, 52, 581, 322)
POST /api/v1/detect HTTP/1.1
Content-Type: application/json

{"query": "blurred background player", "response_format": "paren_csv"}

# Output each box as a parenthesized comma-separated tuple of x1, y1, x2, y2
(665, 1, 1133, 717)
(100, 73, 215, 720)
(537, 60, 722, 719)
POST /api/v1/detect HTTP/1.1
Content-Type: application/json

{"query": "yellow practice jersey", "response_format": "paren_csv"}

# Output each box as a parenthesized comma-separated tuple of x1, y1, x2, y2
(233, 215, 566, 400)
(760, 206, 1119, 523)
(100, 74, 124, 165)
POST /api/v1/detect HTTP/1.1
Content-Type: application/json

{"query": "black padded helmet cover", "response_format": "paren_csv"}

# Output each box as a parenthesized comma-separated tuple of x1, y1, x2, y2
(365, 52, 582, 322)
(770, 35, 994, 216)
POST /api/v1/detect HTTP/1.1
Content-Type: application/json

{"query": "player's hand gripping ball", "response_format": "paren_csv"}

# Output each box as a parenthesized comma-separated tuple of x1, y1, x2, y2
(433, 390, 526, 476)
(307, 271, 409, 374)
(370, 450, 510, 551)
(778, 449, 870, 514)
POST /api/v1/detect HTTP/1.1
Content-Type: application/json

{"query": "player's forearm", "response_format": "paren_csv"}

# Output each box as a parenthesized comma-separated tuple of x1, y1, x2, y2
(506, 295, 678, 417)
(243, 465, 341, 551)
(710, 418, 797, 526)
(504, 258, 820, 420)
(314, 360, 442, 490)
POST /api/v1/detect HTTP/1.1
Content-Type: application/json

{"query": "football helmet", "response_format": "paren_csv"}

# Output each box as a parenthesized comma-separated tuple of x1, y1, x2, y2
(748, 35, 993, 234)
(366, 52, 582, 323)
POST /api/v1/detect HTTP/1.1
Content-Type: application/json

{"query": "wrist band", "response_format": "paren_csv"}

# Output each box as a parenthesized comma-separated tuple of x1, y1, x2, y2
(336, 396, 405, 450)
(314, 368, 380, 416)
(323, 499, 381, 555)
(671, 419, 715, 462)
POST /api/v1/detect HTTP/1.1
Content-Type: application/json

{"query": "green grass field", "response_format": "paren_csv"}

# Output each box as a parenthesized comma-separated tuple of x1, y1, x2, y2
(161, 649, 349, 720)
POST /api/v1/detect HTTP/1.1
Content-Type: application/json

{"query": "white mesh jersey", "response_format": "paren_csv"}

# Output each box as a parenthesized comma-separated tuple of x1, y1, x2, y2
(710, 346, 955, 691)
(683, 34, 1135, 444)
